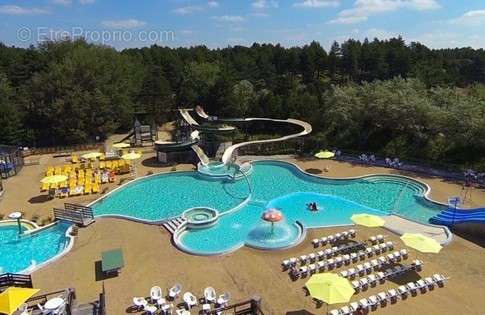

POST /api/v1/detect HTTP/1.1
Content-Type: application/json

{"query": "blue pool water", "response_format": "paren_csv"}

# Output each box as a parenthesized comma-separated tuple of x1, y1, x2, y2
(0, 222, 72, 273)
(91, 161, 446, 254)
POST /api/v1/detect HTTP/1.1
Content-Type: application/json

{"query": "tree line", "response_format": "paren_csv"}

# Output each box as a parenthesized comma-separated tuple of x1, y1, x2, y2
(0, 37, 484, 169)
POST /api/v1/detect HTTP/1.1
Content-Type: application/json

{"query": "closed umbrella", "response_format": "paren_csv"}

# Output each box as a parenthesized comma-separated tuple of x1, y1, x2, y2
(400, 233, 442, 253)
(305, 273, 354, 305)
(315, 150, 335, 159)
(0, 287, 40, 315)
(351, 213, 385, 227)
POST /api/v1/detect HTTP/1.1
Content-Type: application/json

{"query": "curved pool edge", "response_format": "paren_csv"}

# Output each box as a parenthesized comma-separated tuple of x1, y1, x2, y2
(256, 159, 449, 211)
(17, 221, 76, 275)
(244, 221, 307, 252)
(0, 219, 39, 230)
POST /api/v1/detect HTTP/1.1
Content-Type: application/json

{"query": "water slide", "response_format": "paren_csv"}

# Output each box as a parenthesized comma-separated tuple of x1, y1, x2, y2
(429, 207, 485, 226)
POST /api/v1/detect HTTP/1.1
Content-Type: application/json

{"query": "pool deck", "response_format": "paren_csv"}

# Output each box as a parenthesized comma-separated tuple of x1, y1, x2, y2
(1, 151, 485, 314)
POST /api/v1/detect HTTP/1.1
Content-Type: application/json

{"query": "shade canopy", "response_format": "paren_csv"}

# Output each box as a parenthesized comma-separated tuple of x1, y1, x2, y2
(262, 208, 283, 223)
(400, 233, 442, 253)
(0, 287, 40, 315)
(351, 213, 385, 227)
(112, 143, 130, 148)
(315, 150, 335, 159)
(121, 152, 142, 160)
(40, 175, 68, 184)
(305, 273, 354, 304)
(81, 152, 102, 160)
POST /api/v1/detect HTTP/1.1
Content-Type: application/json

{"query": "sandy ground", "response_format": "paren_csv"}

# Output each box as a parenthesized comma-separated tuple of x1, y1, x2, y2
(1, 153, 485, 314)
(31, 220, 485, 315)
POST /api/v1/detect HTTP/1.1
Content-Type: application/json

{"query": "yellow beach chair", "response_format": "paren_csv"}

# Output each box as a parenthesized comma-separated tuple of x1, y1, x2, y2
(92, 182, 100, 194)
(78, 169, 85, 178)
(99, 161, 106, 169)
(71, 154, 79, 164)
(99, 153, 106, 161)
(40, 182, 50, 192)
(54, 167, 62, 175)
(84, 182, 92, 194)
(106, 161, 112, 170)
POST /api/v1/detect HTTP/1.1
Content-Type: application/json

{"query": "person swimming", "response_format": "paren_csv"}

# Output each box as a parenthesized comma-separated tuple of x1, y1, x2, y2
(307, 202, 319, 211)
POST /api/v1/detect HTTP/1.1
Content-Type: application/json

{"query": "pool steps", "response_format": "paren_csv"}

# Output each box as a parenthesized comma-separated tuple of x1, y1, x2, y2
(162, 217, 187, 234)
(362, 176, 426, 195)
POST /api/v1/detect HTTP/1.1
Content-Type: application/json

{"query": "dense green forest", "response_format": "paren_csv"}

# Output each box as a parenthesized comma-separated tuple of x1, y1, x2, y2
(0, 37, 484, 168)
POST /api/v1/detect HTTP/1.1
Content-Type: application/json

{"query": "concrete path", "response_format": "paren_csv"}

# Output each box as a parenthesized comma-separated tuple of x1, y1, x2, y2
(383, 215, 451, 245)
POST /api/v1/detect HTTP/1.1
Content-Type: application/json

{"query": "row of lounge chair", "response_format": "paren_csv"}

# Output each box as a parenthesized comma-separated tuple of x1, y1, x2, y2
(290, 243, 397, 278)
(284, 240, 395, 271)
(338, 251, 411, 281)
(328, 274, 448, 315)
(348, 259, 422, 292)
(312, 229, 357, 247)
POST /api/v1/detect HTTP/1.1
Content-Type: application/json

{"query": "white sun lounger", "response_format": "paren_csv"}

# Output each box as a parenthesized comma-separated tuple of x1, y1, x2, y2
(406, 282, 418, 294)
(376, 271, 386, 283)
(378, 256, 387, 265)
(424, 277, 435, 288)
(367, 295, 378, 308)
(359, 277, 369, 289)
(309, 264, 317, 273)
(312, 239, 320, 247)
(376, 234, 384, 243)
(387, 289, 398, 301)
(217, 292, 231, 307)
(398, 285, 408, 297)
(385, 241, 394, 250)
(317, 261, 326, 270)
(347, 268, 356, 278)
(399, 249, 408, 259)
(350, 253, 358, 262)
(309, 253, 317, 261)
(349, 302, 359, 312)
(349, 229, 356, 237)
(150, 286, 162, 303)
(358, 298, 369, 310)
(204, 287, 217, 303)
(183, 292, 197, 309)
(339, 305, 351, 315)
(357, 251, 366, 260)
(370, 259, 379, 270)
(356, 264, 365, 276)
(339, 270, 349, 278)
(320, 236, 328, 245)
(416, 279, 427, 291)
(367, 274, 377, 287)
(369, 236, 377, 245)
(363, 262, 372, 274)
(342, 254, 351, 264)
(352, 280, 361, 290)
(327, 259, 335, 269)
(377, 292, 388, 304)
(379, 243, 387, 251)
(168, 283, 182, 299)
(317, 251, 325, 259)
(300, 255, 308, 263)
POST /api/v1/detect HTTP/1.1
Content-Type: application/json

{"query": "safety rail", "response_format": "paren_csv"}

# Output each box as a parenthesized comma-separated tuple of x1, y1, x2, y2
(26, 288, 75, 315)
(0, 273, 33, 292)
(208, 297, 264, 315)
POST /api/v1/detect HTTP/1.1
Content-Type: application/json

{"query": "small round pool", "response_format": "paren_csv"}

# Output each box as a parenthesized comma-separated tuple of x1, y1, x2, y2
(245, 220, 303, 250)
(183, 207, 219, 229)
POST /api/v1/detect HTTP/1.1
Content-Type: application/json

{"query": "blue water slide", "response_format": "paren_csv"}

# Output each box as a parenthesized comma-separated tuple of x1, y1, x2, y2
(429, 207, 485, 225)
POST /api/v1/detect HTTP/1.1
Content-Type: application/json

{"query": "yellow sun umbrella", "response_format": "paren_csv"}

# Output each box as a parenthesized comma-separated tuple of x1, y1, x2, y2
(121, 152, 142, 160)
(351, 213, 385, 227)
(305, 273, 354, 304)
(81, 152, 102, 160)
(400, 233, 442, 253)
(315, 150, 335, 159)
(40, 175, 68, 184)
(112, 142, 130, 149)
(0, 287, 40, 315)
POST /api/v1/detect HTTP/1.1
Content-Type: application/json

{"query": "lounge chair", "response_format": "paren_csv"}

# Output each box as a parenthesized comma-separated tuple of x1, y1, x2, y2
(351, 280, 361, 291)
(348, 229, 356, 237)
(300, 255, 308, 263)
(317, 261, 325, 270)
(387, 289, 398, 302)
(367, 274, 377, 287)
(406, 282, 418, 294)
(150, 286, 162, 303)
(376, 234, 384, 243)
(350, 253, 358, 262)
(339, 306, 351, 315)
(399, 249, 408, 259)
(309, 253, 317, 261)
(183, 292, 197, 309)
(342, 254, 351, 265)
(168, 283, 182, 299)
(397, 285, 408, 298)
(217, 292, 230, 307)
(359, 278, 369, 290)
(424, 277, 435, 289)
(335, 257, 343, 266)
(416, 279, 427, 292)
(378, 256, 387, 265)
(365, 247, 374, 257)
(338, 270, 349, 278)
(377, 292, 388, 306)
(309, 264, 317, 273)
(320, 236, 328, 245)
(317, 251, 325, 259)
(376, 272, 386, 283)
(363, 262, 372, 274)
(347, 268, 356, 278)
(378, 243, 387, 251)
(367, 295, 378, 310)
(358, 298, 369, 311)
(349, 302, 359, 313)
(299, 266, 308, 276)
(144, 304, 157, 315)
(204, 287, 217, 303)
(312, 239, 320, 247)
(385, 241, 394, 250)
(369, 236, 377, 245)
(432, 274, 446, 287)
(356, 264, 365, 276)
(92, 182, 100, 193)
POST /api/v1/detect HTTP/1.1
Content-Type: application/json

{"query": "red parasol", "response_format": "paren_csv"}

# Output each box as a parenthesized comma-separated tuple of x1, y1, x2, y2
(262, 208, 283, 233)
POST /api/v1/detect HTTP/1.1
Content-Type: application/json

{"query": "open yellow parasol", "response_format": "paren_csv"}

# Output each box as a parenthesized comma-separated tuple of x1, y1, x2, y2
(315, 150, 335, 159)
(40, 175, 68, 184)
(305, 273, 354, 304)
(400, 233, 442, 253)
(81, 152, 102, 160)
(0, 287, 40, 315)
(351, 213, 385, 227)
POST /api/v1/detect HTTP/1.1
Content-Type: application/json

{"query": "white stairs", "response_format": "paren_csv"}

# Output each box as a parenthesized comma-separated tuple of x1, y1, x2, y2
(162, 217, 187, 234)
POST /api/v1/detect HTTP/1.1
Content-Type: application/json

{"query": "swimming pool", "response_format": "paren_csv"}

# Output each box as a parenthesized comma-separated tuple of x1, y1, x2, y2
(0, 222, 73, 274)
(91, 160, 446, 254)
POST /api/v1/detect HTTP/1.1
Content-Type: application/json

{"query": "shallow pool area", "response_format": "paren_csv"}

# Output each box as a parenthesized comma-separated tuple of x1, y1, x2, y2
(91, 160, 447, 255)
(0, 222, 72, 274)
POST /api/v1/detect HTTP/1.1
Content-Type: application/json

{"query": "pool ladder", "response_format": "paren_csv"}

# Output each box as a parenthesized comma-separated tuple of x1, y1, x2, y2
(162, 217, 187, 234)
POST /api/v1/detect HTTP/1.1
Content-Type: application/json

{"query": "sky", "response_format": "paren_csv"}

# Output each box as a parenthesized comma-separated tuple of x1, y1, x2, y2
(1, 0, 485, 50)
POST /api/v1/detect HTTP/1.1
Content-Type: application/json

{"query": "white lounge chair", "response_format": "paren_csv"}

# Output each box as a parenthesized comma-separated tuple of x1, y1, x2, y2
(349, 229, 356, 237)
(369, 236, 377, 245)
(367, 274, 377, 287)
(317, 251, 325, 259)
(385, 241, 394, 250)
(144, 304, 158, 315)
(359, 278, 369, 290)
(342, 254, 351, 265)
(150, 286, 162, 302)
(320, 237, 328, 245)
(416, 279, 427, 291)
(358, 298, 369, 311)
(424, 277, 435, 289)
(432, 274, 446, 287)
(335, 257, 343, 266)
(169, 284, 182, 299)
(351, 280, 361, 291)
(327, 259, 335, 269)
(349, 302, 359, 312)
(378, 243, 387, 251)
(309, 253, 317, 261)
(365, 247, 374, 257)
(204, 287, 217, 303)
(356, 264, 365, 276)
(339, 305, 351, 315)
(312, 239, 320, 247)
(377, 292, 388, 305)
(399, 249, 408, 259)
(324, 249, 332, 257)
(339, 270, 349, 278)
(342, 231, 349, 238)
(350, 253, 358, 262)
(347, 268, 356, 278)
(397, 285, 408, 298)
(387, 289, 398, 301)
(300, 255, 308, 263)
(376, 271, 386, 283)
(406, 282, 418, 294)
(309, 264, 317, 273)
(299, 266, 308, 276)
(183, 292, 197, 309)
(376, 234, 384, 243)
(367, 295, 378, 309)
(217, 292, 231, 307)
(357, 251, 366, 260)
(363, 262, 372, 274)
(378, 256, 387, 265)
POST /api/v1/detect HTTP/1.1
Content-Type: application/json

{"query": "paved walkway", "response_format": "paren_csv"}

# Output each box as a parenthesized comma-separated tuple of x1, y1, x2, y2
(383, 215, 451, 245)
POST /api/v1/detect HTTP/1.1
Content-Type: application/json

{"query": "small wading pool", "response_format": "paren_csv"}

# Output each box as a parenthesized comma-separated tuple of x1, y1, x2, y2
(183, 207, 219, 229)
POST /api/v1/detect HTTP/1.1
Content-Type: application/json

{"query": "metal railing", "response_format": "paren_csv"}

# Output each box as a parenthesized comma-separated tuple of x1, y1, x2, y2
(208, 298, 264, 315)
(0, 273, 33, 292)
